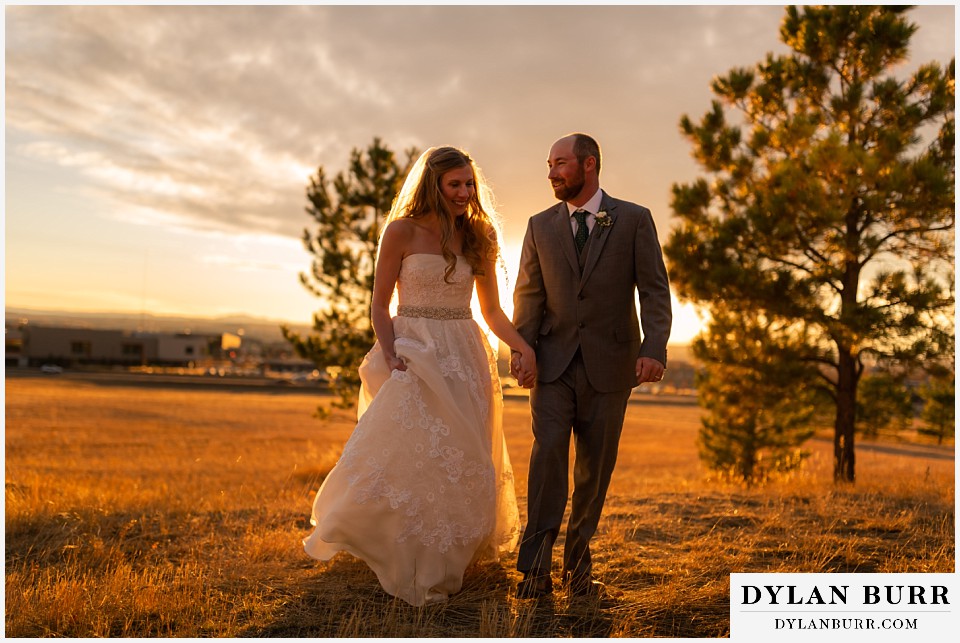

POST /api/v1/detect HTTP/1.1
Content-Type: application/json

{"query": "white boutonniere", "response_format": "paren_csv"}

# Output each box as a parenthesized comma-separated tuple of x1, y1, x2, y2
(595, 210, 612, 228)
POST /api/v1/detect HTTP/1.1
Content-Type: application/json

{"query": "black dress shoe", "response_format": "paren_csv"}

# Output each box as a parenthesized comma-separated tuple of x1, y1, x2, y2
(515, 572, 553, 599)
(568, 575, 605, 598)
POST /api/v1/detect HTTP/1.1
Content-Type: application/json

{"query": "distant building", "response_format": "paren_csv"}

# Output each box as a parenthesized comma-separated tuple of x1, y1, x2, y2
(154, 333, 216, 365)
(261, 356, 317, 374)
(9, 324, 240, 367)
(5, 325, 25, 367)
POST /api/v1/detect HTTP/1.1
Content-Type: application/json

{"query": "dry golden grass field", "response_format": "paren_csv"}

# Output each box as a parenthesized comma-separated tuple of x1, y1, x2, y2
(4, 373, 954, 637)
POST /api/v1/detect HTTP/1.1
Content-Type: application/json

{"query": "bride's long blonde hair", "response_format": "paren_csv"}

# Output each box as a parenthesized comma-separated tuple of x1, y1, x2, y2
(380, 146, 503, 283)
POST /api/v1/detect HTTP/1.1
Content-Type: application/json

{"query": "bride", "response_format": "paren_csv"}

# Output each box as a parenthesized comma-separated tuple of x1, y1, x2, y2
(303, 146, 535, 606)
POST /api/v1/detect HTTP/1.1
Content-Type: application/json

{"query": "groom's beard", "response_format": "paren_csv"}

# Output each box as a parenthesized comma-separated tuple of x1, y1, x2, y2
(551, 167, 586, 202)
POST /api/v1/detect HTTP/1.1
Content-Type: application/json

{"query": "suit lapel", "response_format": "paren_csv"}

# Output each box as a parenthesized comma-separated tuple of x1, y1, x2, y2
(578, 192, 617, 291)
(550, 202, 580, 276)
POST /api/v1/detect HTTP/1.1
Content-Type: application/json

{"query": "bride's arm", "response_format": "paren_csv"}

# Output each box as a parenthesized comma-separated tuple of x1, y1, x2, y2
(371, 222, 410, 371)
(475, 259, 536, 382)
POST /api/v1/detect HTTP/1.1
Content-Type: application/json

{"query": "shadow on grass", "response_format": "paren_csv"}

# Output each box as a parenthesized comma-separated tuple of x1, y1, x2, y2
(241, 554, 628, 637)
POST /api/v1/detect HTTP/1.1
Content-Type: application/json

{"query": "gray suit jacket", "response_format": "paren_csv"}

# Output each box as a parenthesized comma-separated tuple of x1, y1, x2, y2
(513, 191, 672, 392)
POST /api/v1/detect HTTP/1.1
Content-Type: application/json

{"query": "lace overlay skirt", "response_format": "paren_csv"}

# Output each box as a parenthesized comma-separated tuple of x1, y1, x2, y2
(303, 315, 520, 606)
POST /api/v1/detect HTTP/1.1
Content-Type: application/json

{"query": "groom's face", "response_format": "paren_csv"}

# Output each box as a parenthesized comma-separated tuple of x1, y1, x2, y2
(547, 140, 586, 202)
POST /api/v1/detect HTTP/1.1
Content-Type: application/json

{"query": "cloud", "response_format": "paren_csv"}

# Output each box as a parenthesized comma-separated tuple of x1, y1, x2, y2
(6, 4, 954, 246)
(200, 253, 303, 274)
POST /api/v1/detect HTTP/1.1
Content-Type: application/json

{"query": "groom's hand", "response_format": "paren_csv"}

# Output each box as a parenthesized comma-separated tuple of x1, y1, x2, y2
(518, 352, 537, 389)
(510, 351, 536, 389)
(636, 357, 665, 385)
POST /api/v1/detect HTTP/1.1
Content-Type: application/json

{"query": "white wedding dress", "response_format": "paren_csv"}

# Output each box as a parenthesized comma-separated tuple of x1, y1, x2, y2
(303, 253, 520, 606)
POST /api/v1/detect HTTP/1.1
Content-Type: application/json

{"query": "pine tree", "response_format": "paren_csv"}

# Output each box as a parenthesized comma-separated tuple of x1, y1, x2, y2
(282, 138, 418, 415)
(855, 371, 913, 439)
(694, 307, 817, 483)
(666, 6, 954, 482)
(918, 369, 955, 445)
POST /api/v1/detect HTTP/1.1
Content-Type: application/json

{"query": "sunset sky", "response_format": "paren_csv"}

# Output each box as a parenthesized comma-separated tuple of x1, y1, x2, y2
(4, 4, 955, 344)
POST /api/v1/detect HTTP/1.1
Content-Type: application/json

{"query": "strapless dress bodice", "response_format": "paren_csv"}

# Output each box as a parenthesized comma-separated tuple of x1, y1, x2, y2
(396, 253, 474, 311)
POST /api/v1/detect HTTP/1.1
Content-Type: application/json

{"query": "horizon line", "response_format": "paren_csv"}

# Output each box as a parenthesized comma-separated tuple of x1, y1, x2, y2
(4, 305, 696, 346)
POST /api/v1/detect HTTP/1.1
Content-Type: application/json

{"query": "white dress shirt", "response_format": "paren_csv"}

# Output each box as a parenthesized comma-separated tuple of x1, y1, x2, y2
(567, 188, 604, 235)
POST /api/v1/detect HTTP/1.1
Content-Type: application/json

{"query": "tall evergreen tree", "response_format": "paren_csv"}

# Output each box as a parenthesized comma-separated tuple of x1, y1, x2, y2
(666, 6, 954, 481)
(283, 138, 418, 415)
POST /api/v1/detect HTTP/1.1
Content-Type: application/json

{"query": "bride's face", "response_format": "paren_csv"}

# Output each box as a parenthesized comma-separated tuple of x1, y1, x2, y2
(439, 165, 475, 216)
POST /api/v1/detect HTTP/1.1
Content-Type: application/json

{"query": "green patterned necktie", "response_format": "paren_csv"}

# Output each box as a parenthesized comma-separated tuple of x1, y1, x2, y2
(573, 209, 589, 254)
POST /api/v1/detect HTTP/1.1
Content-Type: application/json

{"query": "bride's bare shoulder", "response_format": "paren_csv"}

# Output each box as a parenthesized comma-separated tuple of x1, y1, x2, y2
(388, 217, 438, 237)
(387, 216, 440, 245)
(383, 218, 417, 242)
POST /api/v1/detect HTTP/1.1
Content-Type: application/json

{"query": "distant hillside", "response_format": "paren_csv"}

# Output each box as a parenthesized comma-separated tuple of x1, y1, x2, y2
(6, 307, 693, 357)
(5, 307, 313, 345)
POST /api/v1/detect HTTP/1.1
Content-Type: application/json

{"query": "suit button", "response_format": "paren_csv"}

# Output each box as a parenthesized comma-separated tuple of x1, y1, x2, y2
(577, 295, 584, 301)
(578, 322, 585, 328)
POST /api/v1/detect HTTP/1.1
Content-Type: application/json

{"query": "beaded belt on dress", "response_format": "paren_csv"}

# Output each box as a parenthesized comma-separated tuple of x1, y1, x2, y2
(397, 305, 472, 320)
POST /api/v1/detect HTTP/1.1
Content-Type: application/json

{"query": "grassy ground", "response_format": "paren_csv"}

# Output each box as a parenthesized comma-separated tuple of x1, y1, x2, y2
(4, 374, 954, 637)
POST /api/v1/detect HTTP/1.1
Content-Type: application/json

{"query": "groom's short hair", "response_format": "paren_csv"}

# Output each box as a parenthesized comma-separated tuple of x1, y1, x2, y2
(572, 133, 601, 175)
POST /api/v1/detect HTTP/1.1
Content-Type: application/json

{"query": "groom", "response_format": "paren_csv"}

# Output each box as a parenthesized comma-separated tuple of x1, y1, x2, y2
(511, 133, 672, 598)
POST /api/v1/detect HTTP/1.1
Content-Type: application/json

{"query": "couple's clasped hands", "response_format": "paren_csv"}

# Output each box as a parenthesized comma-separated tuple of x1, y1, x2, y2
(510, 353, 664, 389)
(509, 349, 537, 389)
